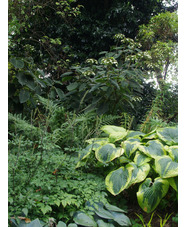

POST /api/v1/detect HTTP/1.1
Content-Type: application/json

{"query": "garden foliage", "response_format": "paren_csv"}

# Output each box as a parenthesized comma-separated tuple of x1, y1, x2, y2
(77, 125, 178, 213)
(8, 0, 178, 225)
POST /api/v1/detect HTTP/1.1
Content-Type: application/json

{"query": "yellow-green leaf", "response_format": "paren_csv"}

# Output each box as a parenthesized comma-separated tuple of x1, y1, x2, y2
(155, 155, 178, 178)
(95, 143, 124, 163)
(105, 167, 132, 195)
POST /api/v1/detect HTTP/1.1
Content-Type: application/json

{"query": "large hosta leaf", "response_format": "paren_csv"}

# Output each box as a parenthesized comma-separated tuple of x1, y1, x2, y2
(105, 167, 132, 195)
(76, 143, 101, 168)
(73, 212, 97, 227)
(94, 206, 114, 219)
(105, 204, 127, 213)
(137, 177, 169, 213)
(138, 140, 166, 159)
(133, 151, 152, 166)
(141, 129, 157, 140)
(121, 141, 140, 158)
(110, 211, 132, 226)
(168, 177, 178, 191)
(126, 130, 145, 139)
(126, 163, 150, 188)
(119, 156, 131, 164)
(97, 220, 114, 227)
(78, 143, 100, 161)
(101, 125, 127, 143)
(165, 146, 178, 162)
(95, 144, 124, 163)
(156, 127, 178, 145)
(86, 138, 109, 145)
(155, 155, 178, 178)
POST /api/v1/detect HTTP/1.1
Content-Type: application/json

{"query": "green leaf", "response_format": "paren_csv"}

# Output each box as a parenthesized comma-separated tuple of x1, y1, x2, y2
(105, 204, 127, 213)
(54, 199, 61, 207)
(119, 156, 131, 164)
(10, 58, 24, 68)
(97, 220, 114, 227)
(110, 211, 131, 226)
(68, 224, 78, 227)
(142, 129, 157, 140)
(105, 166, 132, 195)
(126, 130, 144, 139)
(19, 89, 30, 103)
(121, 141, 140, 158)
(61, 71, 73, 77)
(126, 163, 150, 188)
(78, 143, 101, 161)
(167, 177, 178, 191)
(94, 206, 114, 219)
(138, 140, 166, 159)
(22, 208, 28, 217)
(16, 72, 35, 88)
(61, 76, 73, 82)
(55, 87, 65, 100)
(95, 144, 124, 163)
(40, 204, 52, 215)
(133, 151, 151, 166)
(110, 79, 120, 90)
(67, 82, 78, 91)
(57, 221, 67, 227)
(154, 155, 178, 178)
(73, 212, 97, 227)
(86, 138, 109, 145)
(27, 218, 42, 227)
(156, 127, 178, 145)
(165, 146, 178, 162)
(101, 125, 127, 143)
(137, 177, 169, 213)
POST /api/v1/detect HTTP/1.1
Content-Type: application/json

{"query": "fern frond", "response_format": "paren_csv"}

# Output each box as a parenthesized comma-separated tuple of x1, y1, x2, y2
(8, 113, 41, 137)
(36, 95, 59, 114)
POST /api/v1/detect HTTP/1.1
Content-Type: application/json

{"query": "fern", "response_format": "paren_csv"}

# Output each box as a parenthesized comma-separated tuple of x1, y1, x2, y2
(36, 95, 59, 115)
(98, 114, 121, 127)
(120, 112, 134, 130)
(8, 113, 41, 138)
(51, 111, 121, 148)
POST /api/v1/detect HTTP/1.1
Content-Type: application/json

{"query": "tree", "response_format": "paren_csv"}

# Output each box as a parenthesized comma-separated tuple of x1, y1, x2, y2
(136, 11, 178, 89)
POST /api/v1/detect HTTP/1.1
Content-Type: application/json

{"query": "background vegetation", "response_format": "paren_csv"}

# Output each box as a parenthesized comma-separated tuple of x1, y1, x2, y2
(8, 0, 178, 226)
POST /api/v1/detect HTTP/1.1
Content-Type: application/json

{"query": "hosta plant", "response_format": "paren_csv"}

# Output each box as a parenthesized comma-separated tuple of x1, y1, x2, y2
(77, 125, 178, 213)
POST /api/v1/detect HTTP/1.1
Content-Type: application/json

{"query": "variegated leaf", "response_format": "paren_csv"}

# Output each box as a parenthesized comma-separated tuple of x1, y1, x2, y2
(156, 127, 178, 145)
(167, 177, 178, 191)
(126, 162, 150, 188)
(105, 167, 133, 195)
(137, 177, 169, 213)
(165, 146, 178, 162)
(121, 141, 140, 158)
(155, 155, 178, 178)
(133, 151, 152, 166)
(95, 143, 124, 163)
(138, 140, 166, 159)
(86, 138, 109, 145)
(101, 125, 127, 143)
(119, 156, 131, 164)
